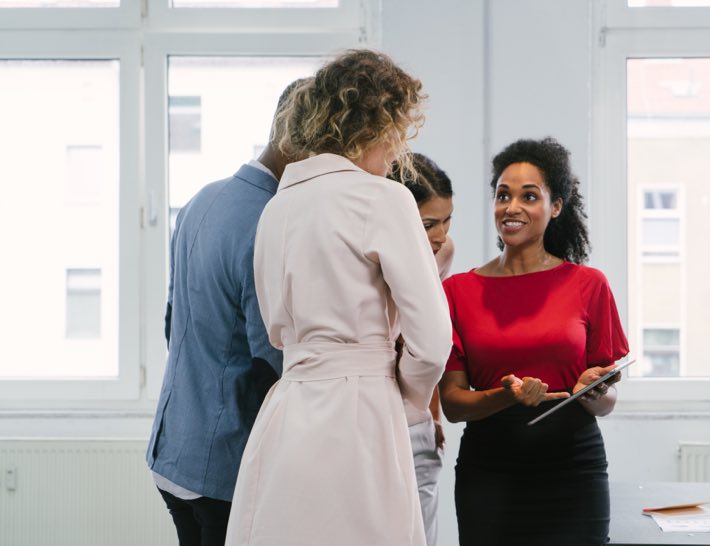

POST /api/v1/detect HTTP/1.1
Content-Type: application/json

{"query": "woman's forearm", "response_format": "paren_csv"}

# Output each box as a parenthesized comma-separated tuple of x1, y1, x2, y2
(429, 387, 442, 422)
(440, 386, 518, 422)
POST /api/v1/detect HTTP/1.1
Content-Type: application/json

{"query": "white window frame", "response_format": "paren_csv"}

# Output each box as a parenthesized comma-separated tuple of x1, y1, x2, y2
(592, 3, 710, 404)
(145, 0, 366, 32)
(606, 0, 710, 29)
(0, 32, 142, 404)
(0, 1, 378, 409)
(0, 3, 141, 29)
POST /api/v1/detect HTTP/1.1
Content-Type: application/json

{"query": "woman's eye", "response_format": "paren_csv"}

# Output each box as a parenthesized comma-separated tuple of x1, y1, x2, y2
(525, 193, 538, 201)
(496, 193, 509, 202)
(423, 223, 433, 230)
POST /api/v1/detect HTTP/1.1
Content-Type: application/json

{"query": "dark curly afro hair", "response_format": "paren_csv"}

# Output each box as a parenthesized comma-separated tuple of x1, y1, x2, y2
(490, 137, 590, 264)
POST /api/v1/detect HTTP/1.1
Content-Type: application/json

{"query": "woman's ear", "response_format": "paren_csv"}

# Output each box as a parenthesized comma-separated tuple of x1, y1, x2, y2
(551, 198, 563, 218)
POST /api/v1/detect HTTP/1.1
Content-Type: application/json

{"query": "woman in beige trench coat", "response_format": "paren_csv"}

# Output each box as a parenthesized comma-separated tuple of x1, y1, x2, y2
(224, 49, 452, 546)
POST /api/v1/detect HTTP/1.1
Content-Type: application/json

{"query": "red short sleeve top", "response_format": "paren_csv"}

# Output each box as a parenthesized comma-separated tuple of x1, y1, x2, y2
(442, 262, 629, 391)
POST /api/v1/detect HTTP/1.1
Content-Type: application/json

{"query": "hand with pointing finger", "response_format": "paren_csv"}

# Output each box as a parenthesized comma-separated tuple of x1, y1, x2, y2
(500, 374, 571, 407)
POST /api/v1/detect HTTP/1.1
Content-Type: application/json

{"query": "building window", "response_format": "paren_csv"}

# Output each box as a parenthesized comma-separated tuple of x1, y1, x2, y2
(168, 96, 202, 153)
(65, 268, 102, 339)
(640, 188, 681, 261)
(642, 328, 680, 377)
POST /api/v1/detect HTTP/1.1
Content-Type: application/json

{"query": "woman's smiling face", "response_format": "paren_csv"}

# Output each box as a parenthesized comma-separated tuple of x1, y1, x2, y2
(494, 162, 561, 250)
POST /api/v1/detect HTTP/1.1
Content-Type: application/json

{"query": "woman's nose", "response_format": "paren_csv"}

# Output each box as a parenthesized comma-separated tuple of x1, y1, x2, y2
(430, 225, 447, 244)
(506, 198, 522, 214)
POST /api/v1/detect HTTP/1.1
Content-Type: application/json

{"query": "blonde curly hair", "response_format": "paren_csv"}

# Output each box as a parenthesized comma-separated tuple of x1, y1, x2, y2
(275, 49, 426, 179)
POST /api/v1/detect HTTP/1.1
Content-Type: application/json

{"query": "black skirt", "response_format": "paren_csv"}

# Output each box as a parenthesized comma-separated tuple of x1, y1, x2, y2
(454, 399, 610, 546)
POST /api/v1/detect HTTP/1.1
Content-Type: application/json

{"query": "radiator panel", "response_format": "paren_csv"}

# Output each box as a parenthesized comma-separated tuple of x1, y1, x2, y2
(679, 442, 710, 482)
(0, 439, 175, 546)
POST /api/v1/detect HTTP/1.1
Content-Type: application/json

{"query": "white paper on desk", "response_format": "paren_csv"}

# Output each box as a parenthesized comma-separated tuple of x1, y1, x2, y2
(649, 505, 710, 533)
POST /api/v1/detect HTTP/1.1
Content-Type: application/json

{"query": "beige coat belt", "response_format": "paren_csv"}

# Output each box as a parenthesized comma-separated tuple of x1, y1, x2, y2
(282, 341, 397, 381)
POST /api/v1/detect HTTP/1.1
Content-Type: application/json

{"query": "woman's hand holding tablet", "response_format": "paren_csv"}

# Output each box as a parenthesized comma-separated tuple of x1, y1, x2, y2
(527, 358, 636, 426)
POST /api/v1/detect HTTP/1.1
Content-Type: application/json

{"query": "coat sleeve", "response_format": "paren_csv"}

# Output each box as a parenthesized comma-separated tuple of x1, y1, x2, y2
(362, 182, 453, 424)
(240, 236, 283, 378)
(436, 235, 455, 281)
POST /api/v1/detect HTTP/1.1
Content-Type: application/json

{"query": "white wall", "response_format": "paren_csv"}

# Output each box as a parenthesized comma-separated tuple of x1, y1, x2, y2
(485, 0, 594, 254)
(382, 0, 487, 274)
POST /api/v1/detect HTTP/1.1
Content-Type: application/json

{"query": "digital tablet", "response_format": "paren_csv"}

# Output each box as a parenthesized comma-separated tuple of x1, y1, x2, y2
(527, 358, 636, 426)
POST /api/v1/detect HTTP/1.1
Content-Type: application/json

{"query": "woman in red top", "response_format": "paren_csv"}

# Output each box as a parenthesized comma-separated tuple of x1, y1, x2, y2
(440, 137, 629, 546)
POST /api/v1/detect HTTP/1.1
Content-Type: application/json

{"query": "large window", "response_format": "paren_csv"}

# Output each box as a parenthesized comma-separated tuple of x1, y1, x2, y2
(0, 1, 370, 406)
(0, 60, 120, 382)
(594, 3, 710, 401)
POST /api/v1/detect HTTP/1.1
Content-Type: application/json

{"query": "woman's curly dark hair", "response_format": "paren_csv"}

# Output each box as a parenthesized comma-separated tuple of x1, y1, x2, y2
(490, 137, 590, 264)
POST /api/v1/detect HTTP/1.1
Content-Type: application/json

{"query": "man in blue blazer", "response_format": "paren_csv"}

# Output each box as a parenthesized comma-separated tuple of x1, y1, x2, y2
(147, 79, 306, 546)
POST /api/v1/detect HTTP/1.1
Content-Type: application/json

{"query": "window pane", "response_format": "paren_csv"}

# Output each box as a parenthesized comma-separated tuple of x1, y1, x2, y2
(642, 352, 681, 377)
(644, 328, 680, 346)
(167, 56, 322, 215)
(0, 60, 119, 379)
(169, 96, 202, 153)
(641, 328, 680, 377)
(66, 268, 102, 339)
(644, 190, 678, 209)
(629, 0, 710, 6)
(627, 58, 710, 378)
(170, 0, 337, 8)
(0, 0, 117, 7)
(641, 218, 679, 246)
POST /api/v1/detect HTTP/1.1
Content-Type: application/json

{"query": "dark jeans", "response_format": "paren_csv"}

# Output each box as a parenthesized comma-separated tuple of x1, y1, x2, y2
(158, 488, 232, 546)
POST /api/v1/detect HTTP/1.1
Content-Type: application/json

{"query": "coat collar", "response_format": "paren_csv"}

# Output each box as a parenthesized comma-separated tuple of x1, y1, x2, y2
(278, 153, 366, 192)
(234, 163, 279, 195)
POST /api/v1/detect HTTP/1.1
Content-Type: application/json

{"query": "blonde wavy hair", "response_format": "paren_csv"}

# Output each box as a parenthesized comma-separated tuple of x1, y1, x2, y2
(275, 49, 426, 179)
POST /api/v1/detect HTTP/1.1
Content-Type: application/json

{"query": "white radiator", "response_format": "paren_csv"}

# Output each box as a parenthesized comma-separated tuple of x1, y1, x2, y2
(679, 442, 710, 482)
(0, 439, 176, 546)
